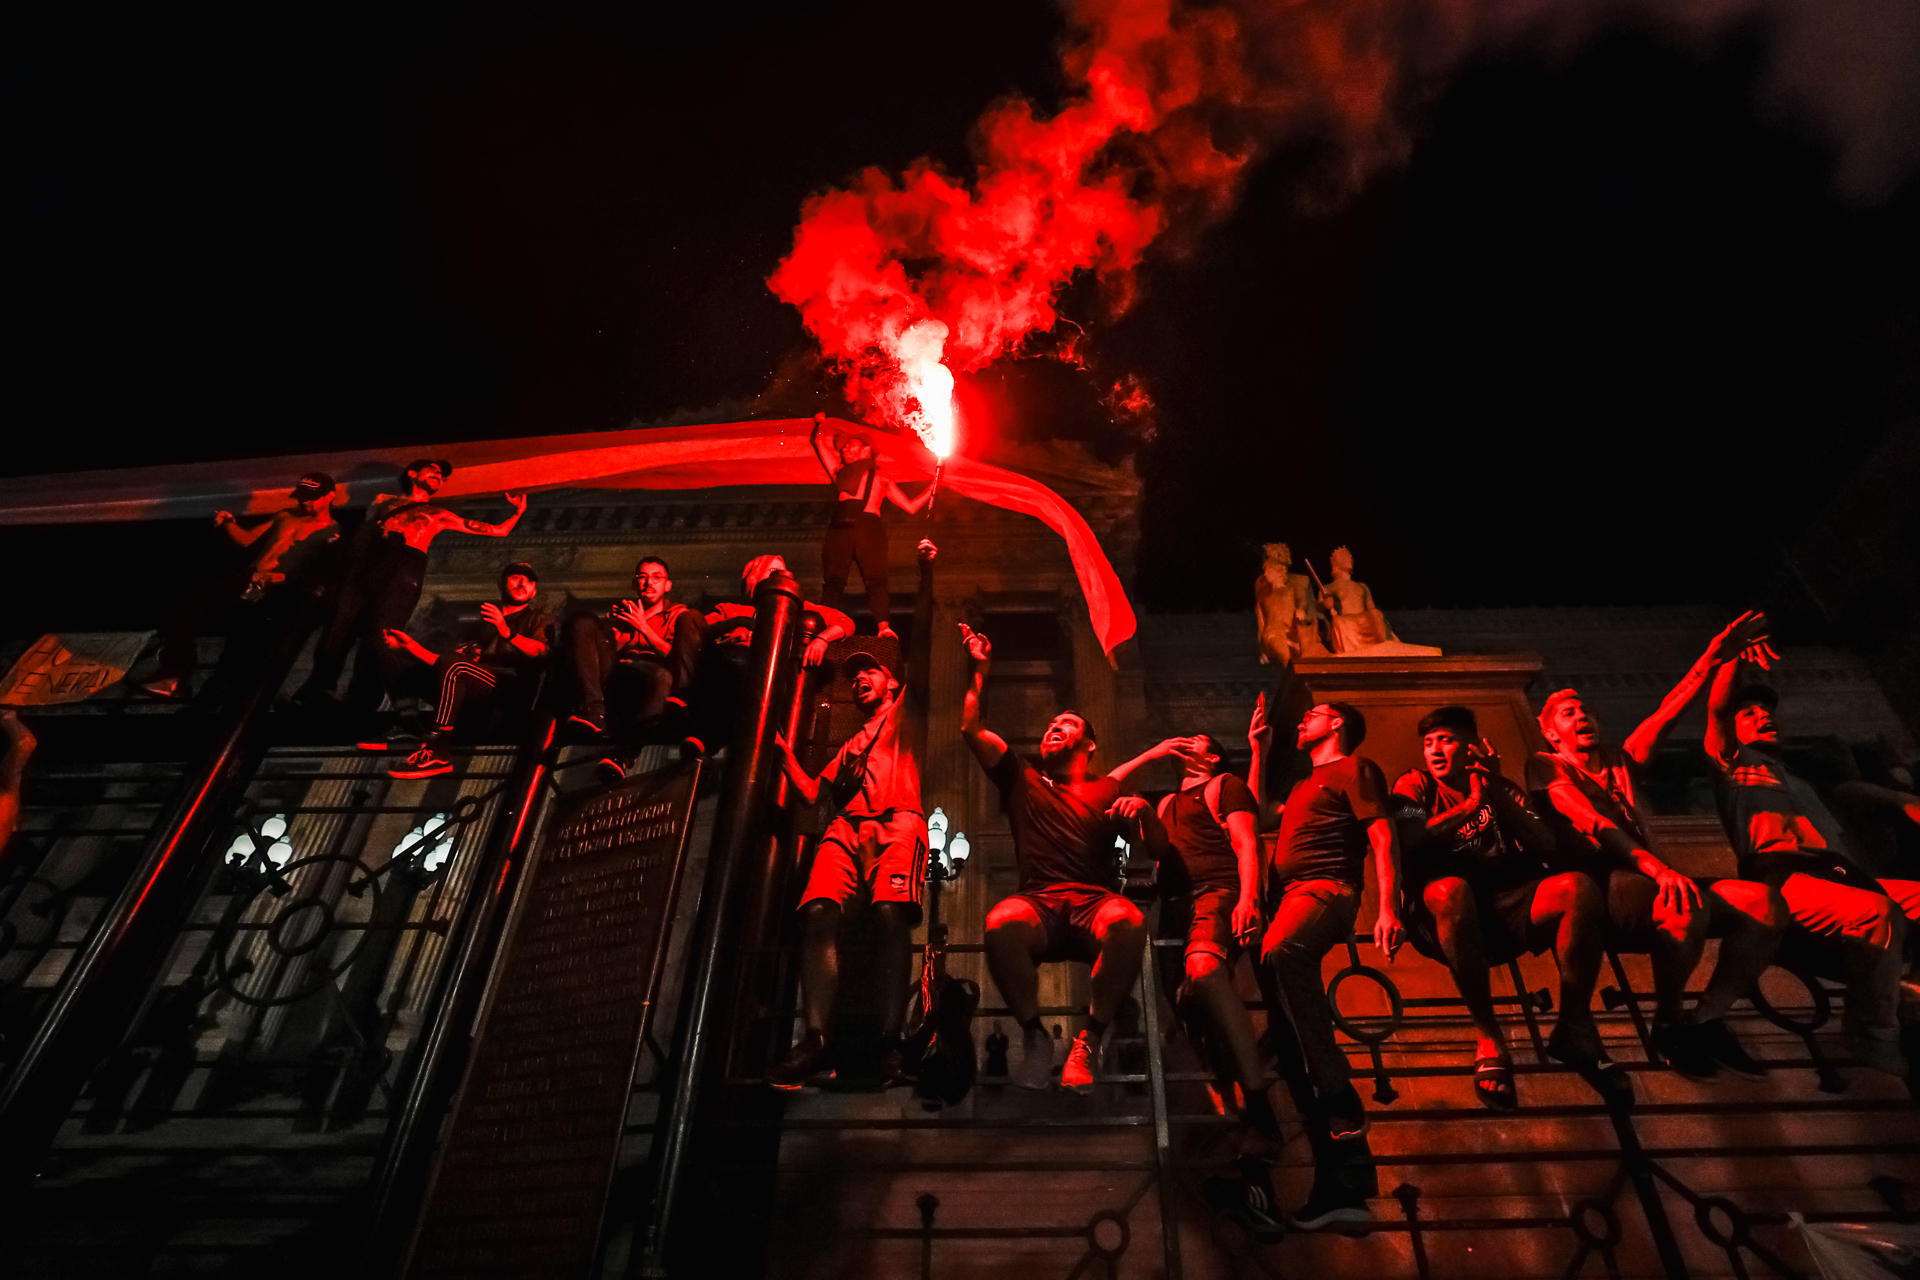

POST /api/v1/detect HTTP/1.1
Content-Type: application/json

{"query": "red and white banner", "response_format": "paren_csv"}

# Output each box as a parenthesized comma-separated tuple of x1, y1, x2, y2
(0, 419, 1137, 657)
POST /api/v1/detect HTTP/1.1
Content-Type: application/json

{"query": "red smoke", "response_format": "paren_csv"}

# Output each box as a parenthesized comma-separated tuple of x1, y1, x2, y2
(768, 0, 1258, 451)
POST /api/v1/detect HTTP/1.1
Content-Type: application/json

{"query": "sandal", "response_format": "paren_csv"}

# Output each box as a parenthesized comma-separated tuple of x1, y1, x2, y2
(1472, 1056, 1518, 1111)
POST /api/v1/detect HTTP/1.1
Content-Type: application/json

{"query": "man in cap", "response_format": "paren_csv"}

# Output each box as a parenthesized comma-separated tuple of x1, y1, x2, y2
(1707, 653, 1920, 1076)
(295, 458, 527, 722)
(1528, 612, 1786, 1086)
(565, 555, 702, 777)
(142, 471, 341, 699)
(379, 560, 552, 779)
(766, 539, 937, 1088)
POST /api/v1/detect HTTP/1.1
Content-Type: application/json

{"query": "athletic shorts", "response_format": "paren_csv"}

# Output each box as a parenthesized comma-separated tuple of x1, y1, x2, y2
(1001, 883, 1138, 964)
(1405, 872, 1555, 967)
(799, 810, 928, 915)
(1160, 886, 1242, 964)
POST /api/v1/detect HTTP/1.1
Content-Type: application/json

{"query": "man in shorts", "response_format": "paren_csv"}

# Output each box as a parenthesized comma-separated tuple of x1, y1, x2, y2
(960, 623, 1145, 1095)
(1528, 613, 1785, 1084)
(1392, 705, 1607, 1109)
(765, 540, 937, 1089)
(1707, 653, 1920, 1076)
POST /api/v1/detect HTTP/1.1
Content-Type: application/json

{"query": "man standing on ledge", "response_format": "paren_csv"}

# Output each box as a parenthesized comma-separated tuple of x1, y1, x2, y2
(960, 623, 1145, 1094)
(297, 459, 527, 722)
(765, 539, 937, 1089)
(1259, 700, 1402, 1229)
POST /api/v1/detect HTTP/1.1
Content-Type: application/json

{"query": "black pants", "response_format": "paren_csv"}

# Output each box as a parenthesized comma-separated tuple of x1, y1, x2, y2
(822, 509, 889, 624)
(156, 563, 251, 684)
(301, 543, 428, 715)
(428, 659, 531, 740)
(567, 614, 678, 730)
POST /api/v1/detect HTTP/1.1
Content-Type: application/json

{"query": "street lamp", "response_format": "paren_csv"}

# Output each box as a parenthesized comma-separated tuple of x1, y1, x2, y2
(928, 806, 949, 857)
(947, 830, 970, 879)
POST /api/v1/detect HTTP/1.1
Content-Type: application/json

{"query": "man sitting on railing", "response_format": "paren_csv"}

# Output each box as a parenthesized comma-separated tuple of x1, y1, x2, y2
(694, 553, 853, 757)
(1706, 653, 1920, 1078)
(1528, 612, 1785, 1090)
(378, 560, 552, 779)
(959, 623, 1144, 1095)
(1392, 705, 1607, 1111)
(765, 539, 937, 1090)
(564, 556, 702, 779)
(141, 471, 341, 700)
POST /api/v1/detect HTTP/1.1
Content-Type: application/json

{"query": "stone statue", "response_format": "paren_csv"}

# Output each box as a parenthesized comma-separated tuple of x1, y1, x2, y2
(1254, 542, 1327, 667)
(1316, 545, 1440, 657)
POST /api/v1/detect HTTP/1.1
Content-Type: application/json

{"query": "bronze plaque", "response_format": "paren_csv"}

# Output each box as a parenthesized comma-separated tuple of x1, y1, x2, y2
(409, 759, 701, 1278)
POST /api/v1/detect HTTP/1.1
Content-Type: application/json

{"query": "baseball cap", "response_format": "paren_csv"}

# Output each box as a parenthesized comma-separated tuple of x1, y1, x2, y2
(1731, 682, 1779, 711)
(844, 650, 896, 681)
(499, 560, 538, 584)
(291, 471, 336, 498)
(404, 458, 455, 478)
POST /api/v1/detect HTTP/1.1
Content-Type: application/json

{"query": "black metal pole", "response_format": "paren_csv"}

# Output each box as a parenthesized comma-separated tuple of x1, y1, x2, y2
(636, 571, 803, 1277)
(0, 585, 325, 1191)
(362, 715, 559, 1271)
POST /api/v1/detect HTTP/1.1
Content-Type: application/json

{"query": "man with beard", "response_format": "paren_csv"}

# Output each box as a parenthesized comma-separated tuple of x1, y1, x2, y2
(141, 471, 341, 700)
(295, 459, 527, 721)
(960, 625, 1144, 1096)
(1528, 612, 1785, 1087)
(564, 556, 702, 776)
(1706, 653, 1920, 1076)
(695, 552, 853, 756)
(765, 539, 937, 1089)
(379, 561, 552, 779)
(1392, 705, 1608, 1111)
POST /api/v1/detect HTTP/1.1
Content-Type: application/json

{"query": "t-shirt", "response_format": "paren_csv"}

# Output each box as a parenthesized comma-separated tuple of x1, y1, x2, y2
(1526, 748, 1657, 863)
(469, 603, 552, 672)
(1711, 743, 1861, 883)
(1157, 773, 1258, 896)
(1271, 755, 1390, 889)
(1391, 768, 1553, 888)
(822, 695, 920, 820)
(989, 753, 1122, 893)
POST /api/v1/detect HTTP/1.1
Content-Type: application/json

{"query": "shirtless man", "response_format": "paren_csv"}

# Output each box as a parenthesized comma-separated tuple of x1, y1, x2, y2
(766, 539, 936, 1088)
(143, 471, 341, 699)
(295, 459, 526, 718)
(811, 414, 930, 637)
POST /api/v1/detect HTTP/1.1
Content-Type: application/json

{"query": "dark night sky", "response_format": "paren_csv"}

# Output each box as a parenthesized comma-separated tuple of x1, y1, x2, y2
(9, 1, 1918, 624)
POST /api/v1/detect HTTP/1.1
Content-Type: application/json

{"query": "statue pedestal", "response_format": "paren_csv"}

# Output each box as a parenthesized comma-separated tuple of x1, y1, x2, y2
(1292, 653, 1546, 790)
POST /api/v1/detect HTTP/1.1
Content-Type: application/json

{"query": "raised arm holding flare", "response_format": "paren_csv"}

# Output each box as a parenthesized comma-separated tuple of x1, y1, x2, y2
(813, 414, 932, 638)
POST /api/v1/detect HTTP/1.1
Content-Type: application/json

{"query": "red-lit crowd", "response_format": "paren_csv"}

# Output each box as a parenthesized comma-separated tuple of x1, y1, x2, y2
(100, 436, 1920, 1239)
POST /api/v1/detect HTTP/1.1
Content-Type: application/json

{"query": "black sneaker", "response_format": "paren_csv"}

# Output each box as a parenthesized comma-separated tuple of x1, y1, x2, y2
(1651, 1020, 1720, 1082)
(878, 1039, 911, 1089)
(767, 1031, 832, 1091)
(1324, 1085, 1369, 1142)
(1203, 1157, 1286, 1243)
(1289, 1180, 1374, 1233)
(1691, 1018, 1768, 1080)
(596, 755, 628, 784)
(568, 710, 607, 736)
(389, 745, 453, 779)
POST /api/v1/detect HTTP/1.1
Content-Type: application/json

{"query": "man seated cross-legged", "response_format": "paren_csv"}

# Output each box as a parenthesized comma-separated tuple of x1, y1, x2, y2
(959, 622, 1145, 1095)
(1391, 705, 1607, 1110)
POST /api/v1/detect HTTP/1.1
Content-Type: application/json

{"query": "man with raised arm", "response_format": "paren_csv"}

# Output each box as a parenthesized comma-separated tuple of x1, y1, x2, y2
(765, 539, 937, 1090)
(1250, 700, 1401, 1228)
(1392, 705, 1607, 1111)
(695, 553, 854, 755)
(810, 414, 931, 637)
(296, 459, 527, 721)
(142, 471, 341, 699)
(378, 561, 552, 779)
(1706, 643, 1920, 1076)
(960, 623, 1145, 1095)
(1528, 612, 1785, 1086)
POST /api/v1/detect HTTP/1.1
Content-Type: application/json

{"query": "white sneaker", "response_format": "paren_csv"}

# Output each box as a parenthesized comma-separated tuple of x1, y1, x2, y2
(1013, 1026, 1054, 1090)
